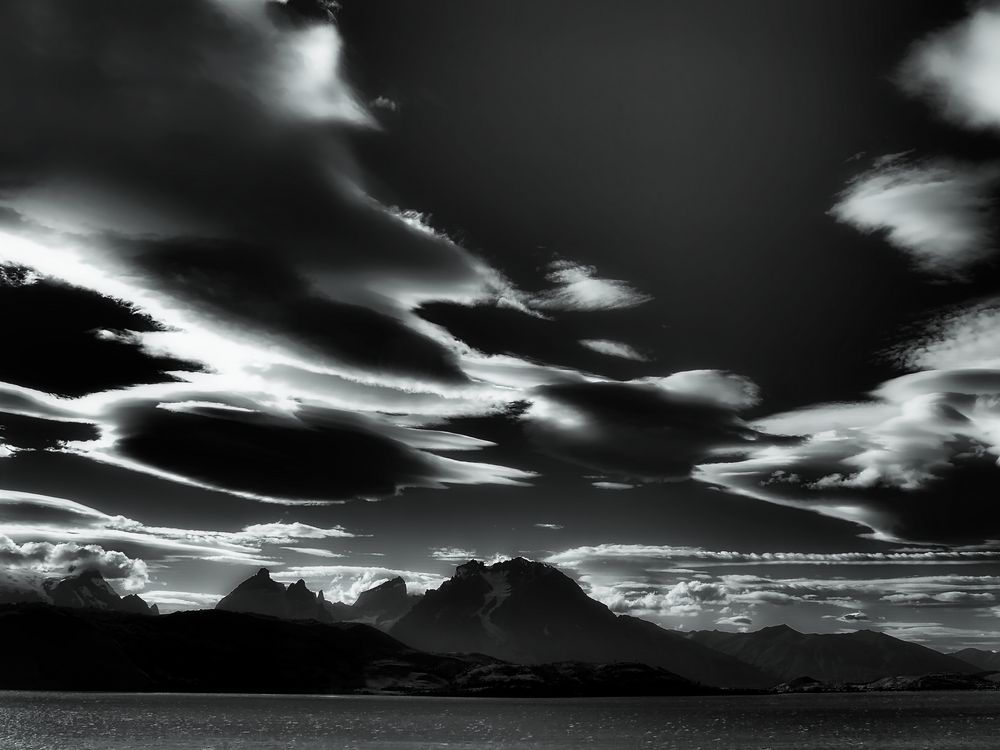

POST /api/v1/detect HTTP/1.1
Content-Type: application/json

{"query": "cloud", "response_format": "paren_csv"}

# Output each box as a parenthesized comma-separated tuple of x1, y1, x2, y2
(140, 589, 221, 613)
(524, 370, 770, 480)
(531, 261, 652, 312)
(579, 339, 649, 361)
(881, 591, 995, 606)
(592, 481, 634, 490)
(900, 299, 1000, 371)
(280, 547, 344, 559)
(0, 274, 197, 397)
(830, 156, 1000, 277)
(545, 541, 1000, 641)
(900, 4, 1000, 132)
(546, 543, 1000, 569)
(716, 615, 753, 629)
(0, 489, 357, 568)
(696, 368, 1000, 545)
(836, 611, 871, 623)
(429, 546, 477, 562)
(533, 523, 564, 530)
(0, 534, 148, 590)
(0, 0, 709, 510)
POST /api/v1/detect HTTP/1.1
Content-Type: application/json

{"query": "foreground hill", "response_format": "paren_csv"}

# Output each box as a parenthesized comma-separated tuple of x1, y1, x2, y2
(389, 558, 776, 688)
(688, 625, 980, 683)
(0, 603, 703, 696)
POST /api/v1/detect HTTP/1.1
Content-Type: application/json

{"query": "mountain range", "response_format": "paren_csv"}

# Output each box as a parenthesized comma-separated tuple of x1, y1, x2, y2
(687, 624, 978, 684)
(208, 558, 994, 690)
(4, 558, 996, 694)
(0, 603, 701, 696)
(0, 568, 159, 615)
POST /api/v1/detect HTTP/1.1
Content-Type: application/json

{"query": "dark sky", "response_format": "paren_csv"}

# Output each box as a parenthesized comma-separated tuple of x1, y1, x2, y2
(0, 0, 999, 647)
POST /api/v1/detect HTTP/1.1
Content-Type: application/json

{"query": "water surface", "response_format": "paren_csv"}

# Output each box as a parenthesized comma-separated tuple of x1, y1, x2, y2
(2, 690, 998, 749)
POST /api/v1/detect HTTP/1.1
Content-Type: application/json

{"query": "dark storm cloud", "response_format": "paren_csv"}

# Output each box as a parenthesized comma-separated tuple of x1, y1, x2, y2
(524, 371, 782, 481)
(124, 242, 469, 384)
(0, 0, 553, 501)
(106, 398, 528, 502)
(0, 412, 98, 452)
(0, 273, 199, 396)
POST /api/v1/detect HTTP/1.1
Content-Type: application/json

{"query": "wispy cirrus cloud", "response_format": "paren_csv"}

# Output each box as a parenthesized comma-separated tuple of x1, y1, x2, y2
(0, 489, 357, 569)
(531, 261, 652, 312)
(579, 339, 649, 361)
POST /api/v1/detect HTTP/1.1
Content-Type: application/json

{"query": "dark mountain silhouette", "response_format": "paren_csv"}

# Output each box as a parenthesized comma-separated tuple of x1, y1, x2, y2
(952, 648, 1000, 672)
(215, 569, 415, 626)
(216, 568, 335, 622)
(688, 624, 980, 683)
(43, 570, 158, 615)
(350, 576, 420, 626)
(389, 558, 775, 688)
(0, 602, 704, 696)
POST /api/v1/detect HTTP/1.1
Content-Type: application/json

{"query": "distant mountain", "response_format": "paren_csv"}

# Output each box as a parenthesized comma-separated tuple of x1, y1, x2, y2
(0, 603, 707, 696)
(688, 624, 979, 683)
(350, 576, 420, 628)
(215, 569, 414, 625)
(43, 570, 158, 615)
(952, 648, 1000, 672)
(389, 558, 775, 688)
(216, 568, 337, 622)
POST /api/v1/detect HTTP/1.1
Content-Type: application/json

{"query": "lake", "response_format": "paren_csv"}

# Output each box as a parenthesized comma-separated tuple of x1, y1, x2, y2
(1, 691, 998, 749)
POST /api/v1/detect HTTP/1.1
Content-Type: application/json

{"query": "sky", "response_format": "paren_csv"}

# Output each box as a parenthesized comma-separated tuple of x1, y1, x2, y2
(1, 0, 1000, 649)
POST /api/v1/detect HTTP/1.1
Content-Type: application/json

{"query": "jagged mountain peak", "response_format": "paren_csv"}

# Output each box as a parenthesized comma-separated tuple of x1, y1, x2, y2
(43, 570, 157, 615)
(389, 560, 773, 688)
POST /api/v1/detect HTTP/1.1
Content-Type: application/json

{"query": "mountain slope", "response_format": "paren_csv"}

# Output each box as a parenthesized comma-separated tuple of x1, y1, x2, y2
(43, 570, 158, 615)
(0, 603, 704, 696)
(350, 576, 419, 627)
(689, 625, 980, 683)
(952, 648, 1000, 672)
(216, 568, 335, 622)
(390, 558, 775, 688)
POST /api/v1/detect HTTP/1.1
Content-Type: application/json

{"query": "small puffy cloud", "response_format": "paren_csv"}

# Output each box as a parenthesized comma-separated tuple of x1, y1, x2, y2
(592, 481, 634, 490)
(579, 339, 649, 361)
(716, 615, 753, 629)
(831, 156, 1000, 277)
(900, 5, 1000, 132)
(837, 611, 871, 623)
(531, 261, 651, 312)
